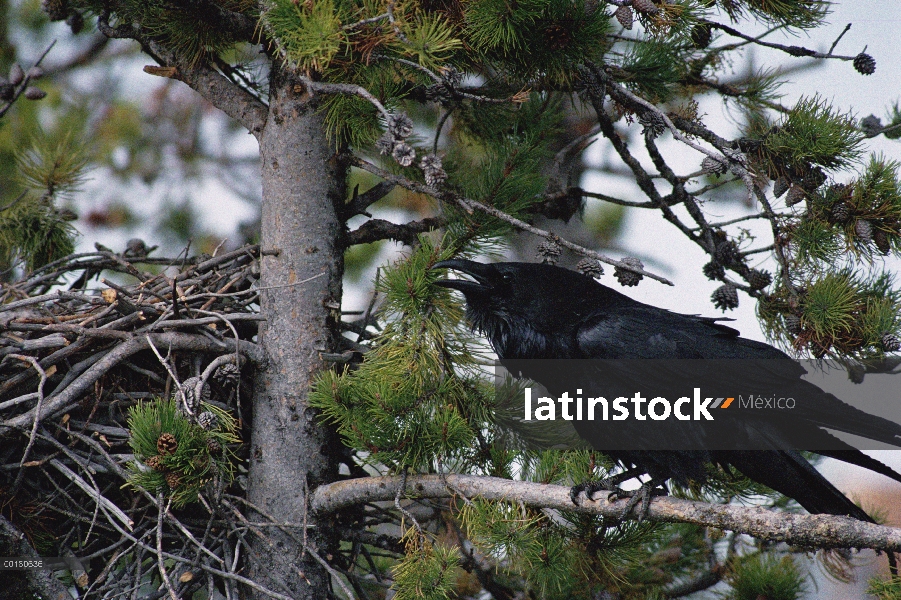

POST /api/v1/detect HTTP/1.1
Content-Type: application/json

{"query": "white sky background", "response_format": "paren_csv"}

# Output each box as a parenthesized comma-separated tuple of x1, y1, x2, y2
(51, 1, 901, 596)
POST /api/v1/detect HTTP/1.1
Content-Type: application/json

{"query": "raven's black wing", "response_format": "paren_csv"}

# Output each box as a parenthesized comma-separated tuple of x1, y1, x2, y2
(575, 307, 901, 447)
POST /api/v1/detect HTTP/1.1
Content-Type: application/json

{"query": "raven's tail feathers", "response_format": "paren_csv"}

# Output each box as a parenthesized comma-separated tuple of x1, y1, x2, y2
(724, 449, 874, 522)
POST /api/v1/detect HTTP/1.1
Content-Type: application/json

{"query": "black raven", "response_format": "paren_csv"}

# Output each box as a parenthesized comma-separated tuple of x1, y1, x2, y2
(433, 259, 901, 523)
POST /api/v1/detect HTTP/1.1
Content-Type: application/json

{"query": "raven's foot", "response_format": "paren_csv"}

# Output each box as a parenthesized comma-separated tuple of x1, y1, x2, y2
(569, 469, 643, 506)
(612, 480, 668, 522)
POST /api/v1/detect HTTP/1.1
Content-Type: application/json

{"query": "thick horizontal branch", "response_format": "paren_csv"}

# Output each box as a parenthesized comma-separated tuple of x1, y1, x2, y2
(346, 217, 446, 246)
(312, 474, 901, 552)
(0, 333, 262, 437)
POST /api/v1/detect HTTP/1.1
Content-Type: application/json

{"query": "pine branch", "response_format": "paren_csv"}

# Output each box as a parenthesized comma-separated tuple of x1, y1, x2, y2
(345, 216, 445, 246)
(704, 19, 858, 61)
(348, 156, 675, 285)
(140, 38, 268, 136)
(343, 182, 396, 219)
(311, 474, 901, 553)
(94, 12, 268, 137)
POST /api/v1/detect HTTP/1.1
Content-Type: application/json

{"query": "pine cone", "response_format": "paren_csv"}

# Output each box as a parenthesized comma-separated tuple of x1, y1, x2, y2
(41, 0, 68, 21)
(711, 285, 738, 311)
(197, 411, 218, 431)
(746, 269, 772, 291)
(214, 363, 240, 387)
(614, 257, 644, 287)
(425, 83, 454, 104)
(375, 131, 395, 155)
(124, 238, 148, 256)
(631, 0, 660, 14)
(714, 240, 739, 267)
(614, 5, 633, 29)
(165, 472, 182, 489)
(206, 438, 222, 454)
(784, 314, 802, 336)
(860, 114, 883, 137)
(145, 455, 166, 471)
(703, 261, 724, 280)
(9, 64, 24, 86)
(66, 10, 84, 34)
(536, 240, 562, 265)
(882, 333, 901, 353)
(420, 154, 447, 187)
(388, 113, 414, 139)
(785, 185, 805, 206)
(638, 111, 666, 138)
(392, 142, 415, 167)
(853, 53, 876, 75)
(848, 365, 865, 384)
(577, 258, 604, 278)
(830, 202, 851, 224)
(177, 377, 210, 413)
(701, 156, 727, 175)
(773, 176, 790, 198)
(855, 219, 873, 244)
(801, 167, 827, 191)
(874, 228, 891, 255)
(157, 432, 178, 455)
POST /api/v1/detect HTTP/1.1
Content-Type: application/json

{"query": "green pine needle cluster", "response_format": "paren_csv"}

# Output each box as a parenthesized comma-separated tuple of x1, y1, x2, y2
(725, 553, 806, 600)
(620, 39, 687, 102)
(266, 0, 346, 72)
(0, 197, 76, 272)
(764, 95, 862, 173)
(15, 132, 89, 199)
(760, 270, 901, 358)
(391, 533, 460, 600)
(309, 239, 492, 470)
(125, 399, 240, 507)
(756, 152, 901, 356)
(71, 0, 255, 66)
(465, 0, 611, 83)
(868, 574, 901, 600)
(321, 61, 406, 148)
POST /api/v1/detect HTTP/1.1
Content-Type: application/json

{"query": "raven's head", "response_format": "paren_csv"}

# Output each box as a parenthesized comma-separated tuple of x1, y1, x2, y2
(431, 259, 615, 358)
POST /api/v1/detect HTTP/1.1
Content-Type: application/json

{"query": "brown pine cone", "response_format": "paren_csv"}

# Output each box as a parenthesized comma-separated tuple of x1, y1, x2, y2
(157, 432, 178, 455)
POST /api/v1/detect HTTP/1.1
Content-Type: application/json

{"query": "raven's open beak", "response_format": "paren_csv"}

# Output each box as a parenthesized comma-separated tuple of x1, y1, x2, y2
(431, 259, 497, 295)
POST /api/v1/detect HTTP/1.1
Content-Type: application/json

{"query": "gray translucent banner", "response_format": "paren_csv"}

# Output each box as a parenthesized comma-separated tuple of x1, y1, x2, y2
(493, 359, 901, 451)
(0, 556, 80, 570)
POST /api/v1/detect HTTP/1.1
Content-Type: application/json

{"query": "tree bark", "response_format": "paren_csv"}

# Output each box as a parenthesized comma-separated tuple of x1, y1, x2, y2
(248, 65, 345, 598)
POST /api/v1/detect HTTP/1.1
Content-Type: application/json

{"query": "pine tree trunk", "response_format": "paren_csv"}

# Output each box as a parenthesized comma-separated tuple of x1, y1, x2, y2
(247, 66, 345, 598)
